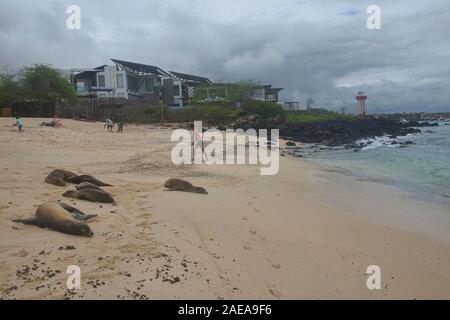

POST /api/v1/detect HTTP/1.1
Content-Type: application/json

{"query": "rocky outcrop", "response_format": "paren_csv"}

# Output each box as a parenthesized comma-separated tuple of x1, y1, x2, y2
(280, 119, 423, 148)
(226, 115, 440, 147)
(278, 119, 424, 146)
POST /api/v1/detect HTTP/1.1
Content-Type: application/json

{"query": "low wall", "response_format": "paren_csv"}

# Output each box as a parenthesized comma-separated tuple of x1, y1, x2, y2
(56, 100, 164, 123)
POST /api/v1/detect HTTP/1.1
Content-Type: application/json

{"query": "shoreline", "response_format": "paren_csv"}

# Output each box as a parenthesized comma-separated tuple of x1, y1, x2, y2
(304, 159, 450, 244)
(0, 118, 449, 299)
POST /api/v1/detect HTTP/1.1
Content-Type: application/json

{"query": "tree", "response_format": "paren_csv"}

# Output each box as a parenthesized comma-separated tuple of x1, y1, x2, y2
(0, 73, 22, 106)
(20, 64, 78, 106)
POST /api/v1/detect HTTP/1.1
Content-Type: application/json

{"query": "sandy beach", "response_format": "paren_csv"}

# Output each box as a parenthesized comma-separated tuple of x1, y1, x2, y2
(0, 117, 449, 300)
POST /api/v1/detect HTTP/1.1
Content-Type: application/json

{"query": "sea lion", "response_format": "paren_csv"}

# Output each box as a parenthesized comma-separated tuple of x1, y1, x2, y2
(76, 182, 103, 191)
(63, 189, 116, 203)
(66, 175, 112, 187)
(12, 202, 96, 237)
(45, 169, 78, 186)
(164, 178, 208, 194)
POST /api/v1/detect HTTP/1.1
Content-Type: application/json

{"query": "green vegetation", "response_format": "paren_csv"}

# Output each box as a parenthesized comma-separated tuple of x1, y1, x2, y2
(0, 64, 78, 116)
(20, 64, 78, 105)
(167, 102, 240, 125)
(286, 110, 358, 123)
(0, 73, 22, 106)
(193, 80, 262, 102)
(241, 100, 284, 119)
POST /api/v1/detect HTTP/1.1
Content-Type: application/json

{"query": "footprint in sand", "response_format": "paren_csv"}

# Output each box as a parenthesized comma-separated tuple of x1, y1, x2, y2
(243, 245, 252, 251)
(267, 283, 282, 297)
(253, 208, 260, 213)
(12, 249, 29, 257)
(268, 288, 282, 298)
(242, 216, 249, 221)
(249, 229, 257, 235)
(135, 221, 148, 228)
(271, 262, 281, 270)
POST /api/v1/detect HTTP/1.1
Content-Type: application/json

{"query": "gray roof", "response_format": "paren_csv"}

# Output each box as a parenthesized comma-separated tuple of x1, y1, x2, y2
(111, 59, 171, 77)
(169, 71, 213, 85)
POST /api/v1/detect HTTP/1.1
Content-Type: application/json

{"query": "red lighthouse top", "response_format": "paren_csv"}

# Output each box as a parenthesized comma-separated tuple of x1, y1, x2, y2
(356, 91, 367, 100)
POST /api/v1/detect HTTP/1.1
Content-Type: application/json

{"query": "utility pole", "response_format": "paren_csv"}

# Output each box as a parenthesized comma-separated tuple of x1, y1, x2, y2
(160, 97, 164, 125)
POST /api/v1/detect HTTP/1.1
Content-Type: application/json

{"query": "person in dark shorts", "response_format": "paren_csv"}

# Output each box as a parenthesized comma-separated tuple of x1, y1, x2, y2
(104, 119, 113, 132)
(117, 122, 124, 133)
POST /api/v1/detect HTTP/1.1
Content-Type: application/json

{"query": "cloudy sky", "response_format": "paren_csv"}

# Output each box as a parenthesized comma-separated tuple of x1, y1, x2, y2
(1, 0, 449, 113)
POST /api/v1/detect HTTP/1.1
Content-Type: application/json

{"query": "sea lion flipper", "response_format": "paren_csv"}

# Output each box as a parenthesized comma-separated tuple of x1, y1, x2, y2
(83, 214, 98, 221)
(67, 175, 112, 187)
(58, 202, 97, 221)
(70, 212, 97, 221)
(12, 217, 37, 226)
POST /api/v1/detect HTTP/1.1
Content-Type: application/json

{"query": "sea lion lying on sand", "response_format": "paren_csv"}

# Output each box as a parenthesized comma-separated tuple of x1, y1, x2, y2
(63, 189, 116, 204)
(66, 175, 112, 187)
(45, 169, 78, 186)
(45, 170, 112, 187)
(76, 182, 103, 191)
(164, 178, 208, 194)
(12, 202, 96, 237)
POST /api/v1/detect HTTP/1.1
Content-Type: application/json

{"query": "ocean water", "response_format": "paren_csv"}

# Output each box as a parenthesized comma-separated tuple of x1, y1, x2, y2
(306, 122, 450, 207)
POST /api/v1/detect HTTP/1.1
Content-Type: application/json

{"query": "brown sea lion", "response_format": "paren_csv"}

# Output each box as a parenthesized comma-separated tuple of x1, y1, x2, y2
(45, 169, 78, 186)
(63, 189, 116, 203)
(76, 182, 103, 191)
(164, 178, 208, 194)
(66, 175, 112, 187)
(12, 202, 96, 237)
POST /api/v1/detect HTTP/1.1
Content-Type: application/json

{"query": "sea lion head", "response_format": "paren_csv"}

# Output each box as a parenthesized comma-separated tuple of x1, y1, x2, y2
(77, 224, 94, 237)
(62, 220, 94, 237)
(62, 190, 76, 198)
(54, 180, 66, 186)
(194, 186, 208, 194)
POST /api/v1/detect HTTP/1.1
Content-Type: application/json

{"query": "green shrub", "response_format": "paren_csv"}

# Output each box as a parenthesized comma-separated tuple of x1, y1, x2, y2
(241, 100, 285, 119)
(286, 110, 357, 123)
(167, 102, 239, 125)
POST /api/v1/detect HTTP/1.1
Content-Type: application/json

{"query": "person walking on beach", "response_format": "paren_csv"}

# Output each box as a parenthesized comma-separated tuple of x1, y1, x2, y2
(14, 116, 23, 133)
(117, 121, 124, 133)
(191, 127, 208, 162)
(104, 118, 113, 132)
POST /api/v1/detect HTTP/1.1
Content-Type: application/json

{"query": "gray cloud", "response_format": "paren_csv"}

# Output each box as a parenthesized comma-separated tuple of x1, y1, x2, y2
(0, 0, 449, 113)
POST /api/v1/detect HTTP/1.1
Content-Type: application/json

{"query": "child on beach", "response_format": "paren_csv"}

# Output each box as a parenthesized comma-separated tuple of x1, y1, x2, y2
(14, 116, 23, 133)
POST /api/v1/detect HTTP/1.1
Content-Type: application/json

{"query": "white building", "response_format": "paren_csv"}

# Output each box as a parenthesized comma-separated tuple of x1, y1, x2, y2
(70, 59, 212, 106)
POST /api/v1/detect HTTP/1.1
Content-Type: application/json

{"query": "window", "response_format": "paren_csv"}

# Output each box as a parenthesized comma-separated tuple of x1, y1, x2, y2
(97, 75, 105, 87)
(145, 78, 153, 92)
(76, 81, 86, 91)
(266, 93, 276, 101)
(127, 75, 137, 91)
(116, 92, 125, 98)
(117, 74, 124, 88)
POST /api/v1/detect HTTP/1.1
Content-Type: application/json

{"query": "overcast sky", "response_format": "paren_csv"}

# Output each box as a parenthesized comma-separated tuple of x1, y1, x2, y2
(1, 0, 449, 113)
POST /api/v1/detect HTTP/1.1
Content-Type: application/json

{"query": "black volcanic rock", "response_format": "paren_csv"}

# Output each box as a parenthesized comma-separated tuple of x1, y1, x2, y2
(277, 119, 421, 146)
